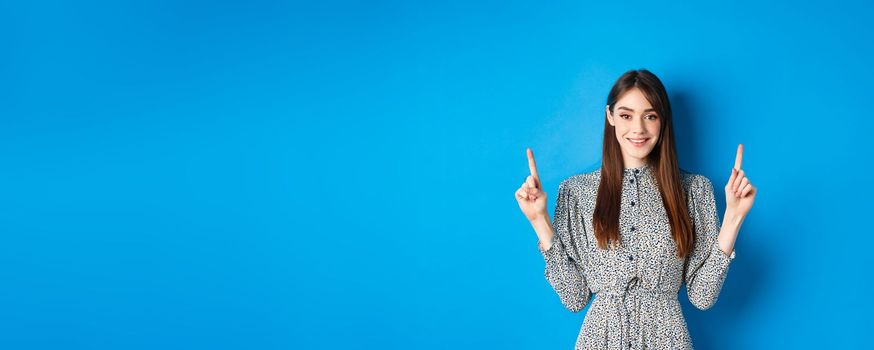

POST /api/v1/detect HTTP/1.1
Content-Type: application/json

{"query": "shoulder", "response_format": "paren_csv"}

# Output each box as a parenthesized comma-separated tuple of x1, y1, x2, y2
(557, 169, 601, 199)
(679, 168, 716, 197)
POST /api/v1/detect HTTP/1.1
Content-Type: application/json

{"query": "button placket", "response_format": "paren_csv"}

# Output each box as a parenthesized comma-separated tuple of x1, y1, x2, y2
(618, 165, 658, 349)
(627, 170, 642, 264)
(629, 170, 642, 350)
(630, 168, 644, 349)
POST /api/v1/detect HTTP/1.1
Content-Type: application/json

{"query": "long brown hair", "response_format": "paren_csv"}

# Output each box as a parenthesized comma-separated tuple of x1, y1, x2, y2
(592, 69, 694, 259)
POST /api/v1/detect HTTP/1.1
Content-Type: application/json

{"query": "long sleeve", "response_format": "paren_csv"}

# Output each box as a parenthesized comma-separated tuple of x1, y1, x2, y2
(538, 179, 592, 313)
(683, 175, 735, 311)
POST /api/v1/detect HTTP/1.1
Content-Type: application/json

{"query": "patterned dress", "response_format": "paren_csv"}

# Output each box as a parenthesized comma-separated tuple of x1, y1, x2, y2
(538, 162, 735, 349)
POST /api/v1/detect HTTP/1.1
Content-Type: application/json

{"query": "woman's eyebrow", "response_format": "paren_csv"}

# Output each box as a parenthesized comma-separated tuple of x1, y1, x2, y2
(617, 106, 656, 112)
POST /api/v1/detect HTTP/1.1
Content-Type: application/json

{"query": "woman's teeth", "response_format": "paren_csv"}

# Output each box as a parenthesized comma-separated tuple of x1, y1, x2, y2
(628, 138, 649, 146)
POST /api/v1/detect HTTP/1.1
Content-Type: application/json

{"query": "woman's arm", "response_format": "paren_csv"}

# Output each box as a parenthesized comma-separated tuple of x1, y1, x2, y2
(684, 175, 735, 310)
(717, 211, 742, 257)
(532, 217, 555, 250)
(535, 180, 592, 313)
(515, 148, 592, 312)
(719, 143, 757, 255)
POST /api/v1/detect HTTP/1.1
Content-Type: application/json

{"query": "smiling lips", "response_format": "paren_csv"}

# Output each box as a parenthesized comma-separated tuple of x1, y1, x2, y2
(627, 138, 649, 147)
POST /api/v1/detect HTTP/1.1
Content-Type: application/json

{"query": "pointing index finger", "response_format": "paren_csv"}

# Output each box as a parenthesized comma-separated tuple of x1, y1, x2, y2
(527, 148, 540, 186)
(734, 144, 744, 170)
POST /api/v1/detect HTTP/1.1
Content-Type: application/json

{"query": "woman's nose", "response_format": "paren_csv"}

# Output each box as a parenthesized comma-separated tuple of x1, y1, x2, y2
(632, 116, 646, 132)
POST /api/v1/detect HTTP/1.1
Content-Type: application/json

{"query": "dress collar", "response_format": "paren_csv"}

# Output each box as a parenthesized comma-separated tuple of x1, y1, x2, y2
(623, 162, 652, 177)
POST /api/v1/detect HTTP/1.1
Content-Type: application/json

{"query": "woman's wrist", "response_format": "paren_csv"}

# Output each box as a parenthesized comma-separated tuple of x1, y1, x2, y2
(723, 209, 745, 228)
(718, 210, 743, 257)
(722, 209, 745, 227)
(530, 216, 554, 249)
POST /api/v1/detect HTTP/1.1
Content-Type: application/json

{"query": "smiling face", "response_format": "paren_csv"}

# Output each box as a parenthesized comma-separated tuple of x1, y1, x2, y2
(605, 87, 662, 168)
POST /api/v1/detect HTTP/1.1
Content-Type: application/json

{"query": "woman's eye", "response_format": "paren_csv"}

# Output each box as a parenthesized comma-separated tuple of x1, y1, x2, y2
(646, 115, 658, 120)
(621, 114, 630, 119)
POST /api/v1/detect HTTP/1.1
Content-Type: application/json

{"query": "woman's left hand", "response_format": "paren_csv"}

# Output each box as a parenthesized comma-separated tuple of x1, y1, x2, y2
(725, 144, 757, 219)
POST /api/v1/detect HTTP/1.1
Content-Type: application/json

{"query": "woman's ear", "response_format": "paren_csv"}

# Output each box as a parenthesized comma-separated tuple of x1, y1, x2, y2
(605, 105, 614, 126)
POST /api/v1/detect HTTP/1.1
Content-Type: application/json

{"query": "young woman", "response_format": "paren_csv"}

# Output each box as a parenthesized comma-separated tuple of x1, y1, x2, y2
(515, 69, 756, 349)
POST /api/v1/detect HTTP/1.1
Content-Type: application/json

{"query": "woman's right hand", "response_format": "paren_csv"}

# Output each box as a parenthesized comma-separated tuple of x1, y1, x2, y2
(516, 148, 549, 223)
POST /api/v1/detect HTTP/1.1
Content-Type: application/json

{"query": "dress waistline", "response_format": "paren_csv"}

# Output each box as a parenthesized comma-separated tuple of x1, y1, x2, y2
(592, 277, 679, 349)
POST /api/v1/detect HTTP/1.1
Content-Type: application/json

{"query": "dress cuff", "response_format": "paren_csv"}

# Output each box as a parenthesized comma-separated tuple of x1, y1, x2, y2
(711, 239, 736, 262)
(538, 235, 564, 263)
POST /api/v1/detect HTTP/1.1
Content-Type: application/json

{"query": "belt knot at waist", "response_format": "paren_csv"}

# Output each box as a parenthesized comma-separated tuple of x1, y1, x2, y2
(594, 277, 677, 348)
(595, 276, 677, 300)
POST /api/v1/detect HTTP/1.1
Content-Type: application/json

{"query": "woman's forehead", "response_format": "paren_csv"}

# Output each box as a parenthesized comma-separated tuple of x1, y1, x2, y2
(615, 89, 655, 112)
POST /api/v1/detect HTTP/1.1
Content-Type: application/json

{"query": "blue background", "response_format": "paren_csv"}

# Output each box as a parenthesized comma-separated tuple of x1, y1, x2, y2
(2, 0, 872, 348)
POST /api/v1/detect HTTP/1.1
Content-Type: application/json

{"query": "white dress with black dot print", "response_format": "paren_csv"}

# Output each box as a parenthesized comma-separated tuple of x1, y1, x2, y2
(538, 162, 735, 349)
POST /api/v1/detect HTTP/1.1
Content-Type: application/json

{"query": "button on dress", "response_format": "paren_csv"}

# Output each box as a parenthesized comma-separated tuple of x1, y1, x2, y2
(538, 163, 735, 349)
